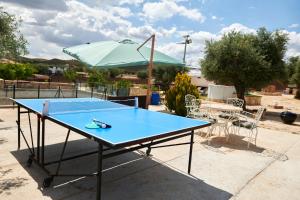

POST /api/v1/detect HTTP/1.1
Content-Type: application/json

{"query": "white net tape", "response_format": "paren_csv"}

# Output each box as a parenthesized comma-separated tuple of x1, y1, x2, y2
(42, 98, 138, 116)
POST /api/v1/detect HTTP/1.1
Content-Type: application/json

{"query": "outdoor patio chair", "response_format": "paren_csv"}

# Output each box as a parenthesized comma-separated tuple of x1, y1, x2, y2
(185, 94, 201, 118)
(208, 109, 238, 142)
(219, 97, 244, 122)
(185, 95, 214, 143)
(226, 98, 244, 108)
(231, 107, 265, 148)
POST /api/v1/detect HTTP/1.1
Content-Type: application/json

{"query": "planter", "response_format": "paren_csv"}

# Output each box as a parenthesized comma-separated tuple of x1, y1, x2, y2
(280, 111, 297, 124)
(244, 95, 262, 106)
(151, 92, 160, 105)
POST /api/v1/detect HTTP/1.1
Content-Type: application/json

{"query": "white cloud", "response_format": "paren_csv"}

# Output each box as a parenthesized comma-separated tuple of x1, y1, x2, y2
(0, 0, 179, 58)
(289, 24, 299, 28)
(142, 0, 205, 22)
(1, 0, 299, 68)
(211, 15, 224, 21)
(158, 31, 217, 67)
(281, 30, 300, 58)
(0, 0, 68, 11)
(119, 0, 144, 5)
(220, 23, 256, 34)
(111, 7, 133, 18)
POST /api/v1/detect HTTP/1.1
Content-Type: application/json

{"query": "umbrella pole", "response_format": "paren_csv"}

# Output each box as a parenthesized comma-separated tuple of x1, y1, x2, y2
(138, 34, 155, 109)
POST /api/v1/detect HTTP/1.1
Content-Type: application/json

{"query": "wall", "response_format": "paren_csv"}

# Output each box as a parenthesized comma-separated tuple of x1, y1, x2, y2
(207, 84, 236, 102)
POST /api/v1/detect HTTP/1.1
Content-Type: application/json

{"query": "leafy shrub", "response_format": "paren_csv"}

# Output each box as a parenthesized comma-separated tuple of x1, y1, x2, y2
(0, 63, 36, 80)
(165, 73, 200, 116)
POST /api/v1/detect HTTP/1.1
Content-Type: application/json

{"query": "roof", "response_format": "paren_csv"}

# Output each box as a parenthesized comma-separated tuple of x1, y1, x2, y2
(190, 76, 213, 87)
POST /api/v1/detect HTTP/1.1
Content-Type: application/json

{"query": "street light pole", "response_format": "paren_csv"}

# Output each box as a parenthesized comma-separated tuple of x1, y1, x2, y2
(182, 35, 192, 64)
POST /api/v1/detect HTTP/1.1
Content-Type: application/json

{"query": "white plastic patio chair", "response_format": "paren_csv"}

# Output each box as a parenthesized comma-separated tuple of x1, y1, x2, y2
(231, 107, 265, 148)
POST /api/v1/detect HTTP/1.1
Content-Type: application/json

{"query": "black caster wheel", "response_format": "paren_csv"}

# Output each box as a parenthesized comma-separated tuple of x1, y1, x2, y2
(43, 177, 53, 188)
(146, 148, 151, 156)
(26, 157, 33, 167)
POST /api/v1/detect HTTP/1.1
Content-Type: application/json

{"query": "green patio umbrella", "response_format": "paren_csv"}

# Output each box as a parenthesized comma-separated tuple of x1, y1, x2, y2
(63, 37, 184, 108)
(63, 39, 184, 68)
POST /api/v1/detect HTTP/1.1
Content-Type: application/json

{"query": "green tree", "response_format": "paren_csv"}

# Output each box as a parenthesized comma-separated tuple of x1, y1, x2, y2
(88, 69, 107, 88)
(290, 59, 300, 99)
(153, 66, 187, 91)
(115, 79, 132, 89)
(254, 28, 288, 80)
(0, 63, 15, 79)
(165, 73, 200, 116)
(0, 7, 28, 58)
(0, 63, 36, 80)
(201, 30, 288, 109)
(63, 69, 78, 83)
(137, 70, 148, 79)
(286, 56, 299, 82)
(108, 68, 123, 79)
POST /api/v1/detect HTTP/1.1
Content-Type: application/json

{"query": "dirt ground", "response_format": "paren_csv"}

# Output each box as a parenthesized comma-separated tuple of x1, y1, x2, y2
(255, 94, 300, 134)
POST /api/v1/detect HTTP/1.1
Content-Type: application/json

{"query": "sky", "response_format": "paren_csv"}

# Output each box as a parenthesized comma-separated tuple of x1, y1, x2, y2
(1, 0, 300, 69)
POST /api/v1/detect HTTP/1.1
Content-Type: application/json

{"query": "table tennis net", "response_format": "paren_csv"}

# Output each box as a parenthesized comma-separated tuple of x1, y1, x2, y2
(42, 98, 138, 115)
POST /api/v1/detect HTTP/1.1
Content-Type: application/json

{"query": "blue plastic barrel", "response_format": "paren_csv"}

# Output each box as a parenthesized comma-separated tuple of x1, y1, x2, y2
(151, 92, 160, 105)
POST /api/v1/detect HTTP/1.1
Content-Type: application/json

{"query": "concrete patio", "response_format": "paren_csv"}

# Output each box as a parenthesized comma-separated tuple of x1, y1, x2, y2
(0, 107, 300, 200)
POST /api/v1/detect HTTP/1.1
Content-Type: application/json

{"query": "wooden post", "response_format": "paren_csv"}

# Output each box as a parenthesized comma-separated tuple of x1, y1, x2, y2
(137, 34, 155, 109)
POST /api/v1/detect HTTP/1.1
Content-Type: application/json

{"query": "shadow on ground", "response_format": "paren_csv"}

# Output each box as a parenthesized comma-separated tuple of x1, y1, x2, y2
(198, 133, 265, 153)
(0, 167, 28, 195)
(11, 138, 232, 200)
(197, 133, 289, 162)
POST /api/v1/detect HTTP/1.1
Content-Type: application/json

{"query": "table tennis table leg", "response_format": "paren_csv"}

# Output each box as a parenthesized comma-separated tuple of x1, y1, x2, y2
(96, 143, 103, 200)
(41, 117, 45, 167)
(37, 115, 40, 164)
(17, 105, 20, 150)
(188, 130, 194, 174)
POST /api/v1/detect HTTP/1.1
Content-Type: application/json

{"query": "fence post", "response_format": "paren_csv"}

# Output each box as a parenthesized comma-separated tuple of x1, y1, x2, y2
(58, 86, 61, 98)
(38, 85, 40, 98)
(91, 87, 94, 98)
(5, 85, 7, 97)
(75, 84, 78, 98)
(104, 87, 107, 100)
(13, 84, 16, 99)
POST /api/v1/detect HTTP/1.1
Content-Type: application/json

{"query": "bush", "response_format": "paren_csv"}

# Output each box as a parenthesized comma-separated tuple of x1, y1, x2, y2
(165, 73, 200, 116)
(0, 63, 36, 80)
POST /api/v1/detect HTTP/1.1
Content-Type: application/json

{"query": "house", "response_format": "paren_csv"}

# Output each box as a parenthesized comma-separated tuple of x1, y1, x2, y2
(48, 66, 66, 74)
(190, 76, 214, 95)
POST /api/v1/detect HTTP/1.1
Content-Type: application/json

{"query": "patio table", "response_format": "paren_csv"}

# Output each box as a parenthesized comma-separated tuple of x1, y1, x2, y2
(201, 103, 242, 112)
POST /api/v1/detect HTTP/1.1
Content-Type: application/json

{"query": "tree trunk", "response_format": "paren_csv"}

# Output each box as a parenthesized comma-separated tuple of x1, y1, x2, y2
(234, 85, 246, 110)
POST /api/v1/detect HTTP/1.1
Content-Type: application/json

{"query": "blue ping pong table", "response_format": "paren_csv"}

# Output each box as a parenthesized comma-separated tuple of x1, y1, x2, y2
(13, 98, 210, 200)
